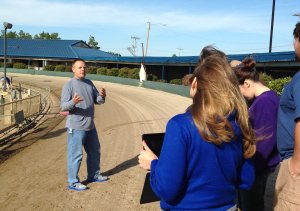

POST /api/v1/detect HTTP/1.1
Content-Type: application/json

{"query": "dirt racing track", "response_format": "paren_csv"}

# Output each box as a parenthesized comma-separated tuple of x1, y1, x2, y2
(0, 74, 191, 211)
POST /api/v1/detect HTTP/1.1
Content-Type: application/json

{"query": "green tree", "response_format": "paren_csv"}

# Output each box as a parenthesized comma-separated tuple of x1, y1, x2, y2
(34, 31, 61, 39)
(107, 51, 121, 56)
(18, 30, 32, 39)
(87, 35, 100, 49)
(0, 31, 18, 38)
(49, 32, 60, 39)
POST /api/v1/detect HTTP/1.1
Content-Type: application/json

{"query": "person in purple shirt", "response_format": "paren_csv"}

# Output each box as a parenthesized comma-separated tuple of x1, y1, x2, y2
(233, 58, 280, 211)
(138, 46, 257, 211)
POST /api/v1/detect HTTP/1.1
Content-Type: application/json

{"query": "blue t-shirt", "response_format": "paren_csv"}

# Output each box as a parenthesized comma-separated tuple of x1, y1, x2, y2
(150, 111, 254, 211)
(277, 71, 300, 160)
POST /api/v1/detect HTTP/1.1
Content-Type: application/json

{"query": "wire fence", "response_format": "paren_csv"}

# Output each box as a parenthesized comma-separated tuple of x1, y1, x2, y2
(0, 94, 41, 132)
(0, 82, 51, 137)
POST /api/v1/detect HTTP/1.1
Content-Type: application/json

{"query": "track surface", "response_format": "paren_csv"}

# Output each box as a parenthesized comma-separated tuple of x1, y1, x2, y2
(0, 74, 191, 211)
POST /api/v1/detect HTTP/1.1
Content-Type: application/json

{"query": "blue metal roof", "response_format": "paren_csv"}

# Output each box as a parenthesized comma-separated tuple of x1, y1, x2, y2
(0, 39, 297, 64)
(0, 39, 115, 59)
(84, 50, 296, 65)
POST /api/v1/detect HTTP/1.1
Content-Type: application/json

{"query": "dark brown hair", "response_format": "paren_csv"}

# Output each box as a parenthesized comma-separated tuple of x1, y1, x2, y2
(294, 22, 300, 41)
(233, 57, 258, 85)
(182, 74, 194, 86)
(198, 45, 227, 63)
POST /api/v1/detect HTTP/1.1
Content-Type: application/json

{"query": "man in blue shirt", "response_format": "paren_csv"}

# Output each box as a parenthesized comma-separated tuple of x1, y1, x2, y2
(275, 22, 300, 210)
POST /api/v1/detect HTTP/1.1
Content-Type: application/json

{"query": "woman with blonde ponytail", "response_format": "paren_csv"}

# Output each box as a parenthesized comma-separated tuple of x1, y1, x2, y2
(139, 46, 256, 211)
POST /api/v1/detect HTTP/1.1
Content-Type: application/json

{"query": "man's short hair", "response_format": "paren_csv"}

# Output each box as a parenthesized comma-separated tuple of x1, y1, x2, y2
(72, 58, 85, 66)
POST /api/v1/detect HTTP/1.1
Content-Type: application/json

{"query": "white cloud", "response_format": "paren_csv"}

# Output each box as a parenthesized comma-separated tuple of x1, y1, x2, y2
(0, 0, 268, 33)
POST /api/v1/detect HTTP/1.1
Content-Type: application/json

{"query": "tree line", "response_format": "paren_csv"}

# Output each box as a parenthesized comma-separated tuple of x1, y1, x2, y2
(0, 30, 121, 56)
(0, 30, 101, 50)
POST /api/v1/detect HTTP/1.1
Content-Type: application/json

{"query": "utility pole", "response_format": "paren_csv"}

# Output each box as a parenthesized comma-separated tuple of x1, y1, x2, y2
(177, 48, 183, 56)
(145, 21, 166, 57)
(131, 36, 140, 56)
(145, 22, 151, 57)
(269, 0, 276, 53)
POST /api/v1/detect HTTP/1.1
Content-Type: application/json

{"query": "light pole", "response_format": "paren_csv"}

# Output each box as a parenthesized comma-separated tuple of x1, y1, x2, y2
(145, 21, 166, 57)
(3, 22, 13, 92)
(145, 22, 151, 57)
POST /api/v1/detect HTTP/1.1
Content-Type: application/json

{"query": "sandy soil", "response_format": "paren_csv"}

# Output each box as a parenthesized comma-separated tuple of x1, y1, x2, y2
(0, 74, 191, 211)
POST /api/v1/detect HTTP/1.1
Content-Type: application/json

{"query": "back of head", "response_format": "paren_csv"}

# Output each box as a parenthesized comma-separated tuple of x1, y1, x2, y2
(230, 60, 241, 68)
(191, 47, 256, 158)
(198, 45, 227, 63)
(294, 22, 300, 59)
(233, 57, 258, 84)
(294, 22, 300, 41)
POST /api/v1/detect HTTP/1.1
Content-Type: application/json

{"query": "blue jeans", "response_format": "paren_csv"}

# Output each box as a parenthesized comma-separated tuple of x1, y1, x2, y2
(67, 128, 101, 186)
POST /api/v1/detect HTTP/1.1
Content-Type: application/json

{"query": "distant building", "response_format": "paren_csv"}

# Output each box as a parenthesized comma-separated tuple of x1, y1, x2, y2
(0, 39, 299, 80)
(0, 39, 116, 70)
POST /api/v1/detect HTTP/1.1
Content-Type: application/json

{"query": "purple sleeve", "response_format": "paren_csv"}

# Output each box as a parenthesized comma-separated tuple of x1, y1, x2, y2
(249, 94, 279, 171)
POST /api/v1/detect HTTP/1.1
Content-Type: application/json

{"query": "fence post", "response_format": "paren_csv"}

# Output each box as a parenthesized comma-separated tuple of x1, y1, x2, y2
(18, 82, 22, 99)
(0, 96, 4, 124)
(4, 98, 13, 125)
(0, 95, 4, 104)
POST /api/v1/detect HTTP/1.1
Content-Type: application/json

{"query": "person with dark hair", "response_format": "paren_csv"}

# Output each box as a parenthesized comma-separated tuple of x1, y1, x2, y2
(233, 58, 280, 211)
(293, 22, 300, 59)
(198, 45, 227, 62)
(61, 58, 108, 191)
(181, 74, 194, 86)
(182, 45, 227, 86)
(274, 22, 300, 210)
(138, 46, 256, 210)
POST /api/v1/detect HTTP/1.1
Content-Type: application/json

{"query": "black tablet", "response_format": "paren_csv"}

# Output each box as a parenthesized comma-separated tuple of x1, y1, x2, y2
(140, 172, 160, 204)
(140, 133, 165, 204)
(142, 133, 165, 157)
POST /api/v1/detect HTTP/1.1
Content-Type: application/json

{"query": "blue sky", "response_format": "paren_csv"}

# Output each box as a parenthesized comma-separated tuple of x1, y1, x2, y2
(1, 0, 299, 57)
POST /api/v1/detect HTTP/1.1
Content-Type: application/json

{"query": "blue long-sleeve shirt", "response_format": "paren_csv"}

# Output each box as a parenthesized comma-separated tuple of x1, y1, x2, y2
(60, 77, 105, 131)
(150, 112, 254, 211)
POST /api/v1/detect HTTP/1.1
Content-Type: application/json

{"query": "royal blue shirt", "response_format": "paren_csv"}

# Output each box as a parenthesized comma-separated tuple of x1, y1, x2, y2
(277, 71, 300, 160)
(150, 112, 254, 210)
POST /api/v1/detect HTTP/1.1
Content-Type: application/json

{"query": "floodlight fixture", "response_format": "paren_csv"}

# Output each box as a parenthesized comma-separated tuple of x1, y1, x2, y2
(3, 22, 12, 29)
